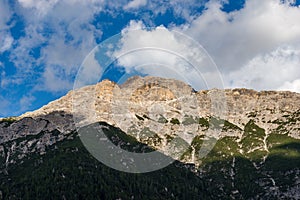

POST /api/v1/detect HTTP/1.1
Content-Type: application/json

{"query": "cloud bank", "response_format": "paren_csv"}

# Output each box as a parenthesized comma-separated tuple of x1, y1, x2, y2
(182, 0, 300, 92)
(113, 0, 300, 92)
(112, 21, 223, 90)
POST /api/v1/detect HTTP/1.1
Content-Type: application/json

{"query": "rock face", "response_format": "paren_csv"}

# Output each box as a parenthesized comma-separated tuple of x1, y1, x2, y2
(0, 111, 75, 171)
(18, 76, 300, 145)
(1, 76, 300, 198)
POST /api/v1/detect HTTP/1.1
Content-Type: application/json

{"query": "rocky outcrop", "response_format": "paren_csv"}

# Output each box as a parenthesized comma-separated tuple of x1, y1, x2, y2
(18, 76, 299, 140)
(2, 76, 296, 165)
(0, 76, 300, 199)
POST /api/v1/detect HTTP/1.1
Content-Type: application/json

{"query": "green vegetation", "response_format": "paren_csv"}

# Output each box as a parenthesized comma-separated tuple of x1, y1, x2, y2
(270, 111, 300, 134)
(242, 120, 265, 146)
(141, 133, 162, 147)
(198, 117, 209, 127)
(266, 133, 300, 165)
(240, 120, 267, 161)
(262, 133, 300, 191)
(99, 122, 145, 151)
(140, 127, 156, 139)
(247, 111, 257, 118)
(157, 115, 168, 123)
(170, 118, 180, 125)
(135, 114, 144, 121)
(1, 117, 300, 199)
(209, 117, 224, 129)
(142, 114, 151, 120)
(182, 115, 197, 125)
(271, 111, 299, 126)
(0, 123, 210, 200)
(165, 134, 174, 143)
(0, 117, 17, 127)
(223, 121, 242, 131)
(0, 117, 17, 123)
(127, 125, 139, 137)
(180, 135, 205, 161)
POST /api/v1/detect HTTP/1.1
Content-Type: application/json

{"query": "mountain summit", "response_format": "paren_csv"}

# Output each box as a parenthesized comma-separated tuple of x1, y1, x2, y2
(1, 76, 300, 199)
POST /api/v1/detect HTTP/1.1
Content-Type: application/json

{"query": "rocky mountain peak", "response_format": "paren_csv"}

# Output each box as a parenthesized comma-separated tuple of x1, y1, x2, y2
(17, 76, 299, 137)
(1, 76, 300, 198)
(10, 76, 298, 161)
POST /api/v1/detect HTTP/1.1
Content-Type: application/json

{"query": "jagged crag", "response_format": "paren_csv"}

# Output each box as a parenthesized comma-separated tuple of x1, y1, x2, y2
(0, 76, 300, 199)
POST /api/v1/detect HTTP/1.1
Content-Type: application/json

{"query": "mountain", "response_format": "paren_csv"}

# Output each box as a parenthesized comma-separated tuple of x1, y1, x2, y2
(0, 76, 299, 199)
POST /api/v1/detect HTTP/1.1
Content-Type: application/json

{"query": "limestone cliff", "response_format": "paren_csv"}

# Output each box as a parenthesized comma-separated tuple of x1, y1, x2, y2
(1, 76, 300, 198)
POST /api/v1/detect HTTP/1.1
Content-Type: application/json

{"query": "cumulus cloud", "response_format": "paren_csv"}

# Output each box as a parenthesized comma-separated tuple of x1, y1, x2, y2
(0, 34, 13, 53)
(0, 0, 12, 28)
(75, 48, 103, 88)
(8, 0, 104, 93)
(182, 0, 300, 70)
(3, 0, 300, 100)
(0, 95, 11, 117)
(112, 20, 223, 90)
(226, 46, 300, 91)
(124, 0, 147, 10)
(39, 66, 73, 92)
(279, 79, 300, 92)
(5, 0, 207, 95)
(17, 0, 59, 16)
(0, 0, 14, 54)
(110, 0, 300, 93)
(175, 0, 300, 92)
(145, 0, 207, 21)
(8, 24, 46, 71)
(19, 94, 36, 112)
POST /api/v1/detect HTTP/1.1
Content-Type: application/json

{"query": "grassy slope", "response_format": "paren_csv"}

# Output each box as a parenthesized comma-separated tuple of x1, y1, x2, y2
(0, 119, 299, 199)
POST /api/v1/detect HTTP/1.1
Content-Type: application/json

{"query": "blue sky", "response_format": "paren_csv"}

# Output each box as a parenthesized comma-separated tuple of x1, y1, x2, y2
(0, 0, 300, 117)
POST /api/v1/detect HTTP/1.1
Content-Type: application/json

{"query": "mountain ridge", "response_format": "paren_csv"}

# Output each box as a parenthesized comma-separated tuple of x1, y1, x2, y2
(1, 76, 299, 162)
(0, 76, 300, 198)
(18, 76, 300, 120)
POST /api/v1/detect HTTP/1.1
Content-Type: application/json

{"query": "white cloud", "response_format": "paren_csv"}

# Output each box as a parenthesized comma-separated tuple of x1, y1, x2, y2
(5, 0, 300, 95)
(278, 79, 300, 92)
(6, 0, 207, 95)
(0, 34, 13, 53)
(19, 94, 36, 112)
(112, 0, 300, 93)
(8, 24, 47, 75)
(1, 77, 23, 89)
(39, 66, 73, 92)
(0, 1, 14, 54)
(18, 0, 59, 16)
(0, 0, 12, 29)
(112, 20, 223, 90)
(0, 95, 11, 117)
(181, 0, 300, 71)
(75, 47, 103, 88)
(124, 0, 147, 10)
(9, 0, 104, 93)
(176, 0, 300, 92)
(115, 21, 213, 72)
(226, 46, 300, 92)
(144, 0, 207, 21)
